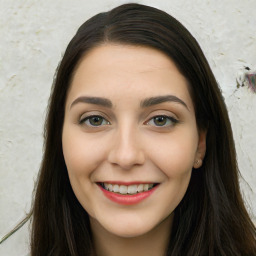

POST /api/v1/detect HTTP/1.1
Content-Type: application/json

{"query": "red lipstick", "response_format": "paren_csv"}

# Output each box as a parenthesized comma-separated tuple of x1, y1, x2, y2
(97, 183, 158, 205)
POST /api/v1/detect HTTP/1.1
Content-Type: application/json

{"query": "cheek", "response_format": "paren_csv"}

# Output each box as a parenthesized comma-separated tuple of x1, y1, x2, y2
(62, 127, 101, 215)
(62, 127, 107, 176)
(147, 129, 198, 177)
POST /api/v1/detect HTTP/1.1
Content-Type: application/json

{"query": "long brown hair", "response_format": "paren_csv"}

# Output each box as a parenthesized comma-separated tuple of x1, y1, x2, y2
(31, 3, 256, 255)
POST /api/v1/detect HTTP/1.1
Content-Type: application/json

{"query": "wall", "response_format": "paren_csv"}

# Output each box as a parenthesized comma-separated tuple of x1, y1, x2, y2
(0, 0, 255, 255)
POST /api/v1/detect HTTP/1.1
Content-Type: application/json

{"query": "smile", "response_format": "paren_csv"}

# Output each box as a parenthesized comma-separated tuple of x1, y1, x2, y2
(100, 182, 157, 195)
(97, 182, 159, 205)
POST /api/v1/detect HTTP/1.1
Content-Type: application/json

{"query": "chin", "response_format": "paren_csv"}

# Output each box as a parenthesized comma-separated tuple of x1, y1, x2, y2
(104, 222, 155, 238)
(90, 211, 173, 239)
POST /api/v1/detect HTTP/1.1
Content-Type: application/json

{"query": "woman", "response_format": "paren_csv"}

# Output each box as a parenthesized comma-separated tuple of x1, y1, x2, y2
(30, 3, 256, 256)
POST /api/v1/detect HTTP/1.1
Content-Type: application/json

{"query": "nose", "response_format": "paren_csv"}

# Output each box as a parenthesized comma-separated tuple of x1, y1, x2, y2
(107, 126, 145, 170)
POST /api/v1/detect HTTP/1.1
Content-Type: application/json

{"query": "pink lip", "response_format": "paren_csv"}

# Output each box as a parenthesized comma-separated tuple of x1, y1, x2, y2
(97, 183, 158, 205)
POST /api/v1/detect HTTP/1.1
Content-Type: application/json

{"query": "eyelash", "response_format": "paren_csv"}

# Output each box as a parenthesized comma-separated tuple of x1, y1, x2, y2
(146, 115, 179, 127)
(79, 114, 179, 128)
(79, 115, 110, 127)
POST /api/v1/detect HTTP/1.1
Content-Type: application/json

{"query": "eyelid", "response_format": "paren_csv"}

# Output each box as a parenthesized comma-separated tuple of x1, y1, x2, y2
(79, 112, 111, 127)
(145, 114, 179, 127)
(79, 111, 110, 121)
(80, 115, 109, 124)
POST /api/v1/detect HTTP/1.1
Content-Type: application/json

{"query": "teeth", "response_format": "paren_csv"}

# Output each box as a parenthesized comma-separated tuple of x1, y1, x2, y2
(127, 185, 137, 194)
(113, 184, 119, 193)
(144, 184, 149, 191)
(119, 185, 128, 194)
(102, 183, 155, 194)
(137, 184, 144, 192)
(108, 184, 113, 191)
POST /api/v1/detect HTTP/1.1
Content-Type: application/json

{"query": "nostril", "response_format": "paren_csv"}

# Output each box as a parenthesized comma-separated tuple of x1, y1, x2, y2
(107, 148, 145, 169)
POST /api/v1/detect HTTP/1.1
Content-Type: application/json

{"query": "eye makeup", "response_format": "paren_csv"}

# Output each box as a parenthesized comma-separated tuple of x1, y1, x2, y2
(79, 115, 110, 127)
(146, 115, 179, 127)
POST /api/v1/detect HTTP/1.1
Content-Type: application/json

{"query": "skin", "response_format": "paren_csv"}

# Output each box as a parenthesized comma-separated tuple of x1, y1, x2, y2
(62, 44, 206, 256)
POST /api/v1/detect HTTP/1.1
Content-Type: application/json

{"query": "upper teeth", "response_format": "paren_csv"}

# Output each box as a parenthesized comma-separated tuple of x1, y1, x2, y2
(103, 183, 154, 195)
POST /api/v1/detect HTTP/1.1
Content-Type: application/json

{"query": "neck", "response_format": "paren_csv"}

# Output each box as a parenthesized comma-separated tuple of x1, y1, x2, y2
(90, 214, 173, 256)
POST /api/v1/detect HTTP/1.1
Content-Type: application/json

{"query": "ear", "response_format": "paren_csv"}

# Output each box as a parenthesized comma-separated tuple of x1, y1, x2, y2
(193, 129, 207, 169)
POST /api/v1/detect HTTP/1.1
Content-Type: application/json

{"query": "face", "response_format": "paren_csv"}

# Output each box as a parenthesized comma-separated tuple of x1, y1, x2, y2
(62, 44, 206, 238)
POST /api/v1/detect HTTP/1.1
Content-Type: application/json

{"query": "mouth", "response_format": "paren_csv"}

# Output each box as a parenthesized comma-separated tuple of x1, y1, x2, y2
(98, 182, 158, 195)
(97, 182, 159, 205)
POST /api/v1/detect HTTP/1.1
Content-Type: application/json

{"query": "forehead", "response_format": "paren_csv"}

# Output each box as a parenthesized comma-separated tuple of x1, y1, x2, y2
(73, 44, 182, 78)
(67, 44, 194, 111)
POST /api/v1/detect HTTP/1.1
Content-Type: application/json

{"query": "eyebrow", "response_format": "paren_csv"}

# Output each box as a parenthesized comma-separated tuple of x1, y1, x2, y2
(140, 95, 188, 110)
(70, 96, 113, 109)
(70, 95, 188, 110)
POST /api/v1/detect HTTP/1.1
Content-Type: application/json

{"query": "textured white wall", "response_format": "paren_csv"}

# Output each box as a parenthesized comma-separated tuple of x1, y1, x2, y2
(0, 0, 255, 255)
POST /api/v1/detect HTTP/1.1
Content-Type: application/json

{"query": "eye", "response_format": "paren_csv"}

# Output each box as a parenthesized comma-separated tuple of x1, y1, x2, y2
(147, 115, 178, 127)
(80, 115, 110, 127)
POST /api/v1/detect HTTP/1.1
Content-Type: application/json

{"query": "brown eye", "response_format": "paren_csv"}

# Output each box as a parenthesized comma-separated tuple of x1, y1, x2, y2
(80, 115, 110, 126)
(154, 116, 168, 126)
(147, 115, 178, 127)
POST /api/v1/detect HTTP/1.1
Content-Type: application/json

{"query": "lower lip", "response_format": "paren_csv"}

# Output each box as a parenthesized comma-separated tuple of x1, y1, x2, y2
(98, 184, 158, 205)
